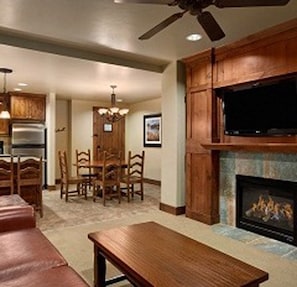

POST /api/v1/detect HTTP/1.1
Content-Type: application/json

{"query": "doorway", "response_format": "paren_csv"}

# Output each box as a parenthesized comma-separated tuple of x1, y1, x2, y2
(92, 107, 125, 160)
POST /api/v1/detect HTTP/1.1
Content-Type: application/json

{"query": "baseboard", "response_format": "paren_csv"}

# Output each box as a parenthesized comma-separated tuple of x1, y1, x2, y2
(159, 202, 185, 215)
(143, 178, 161, 186)
(47, 185, 57, 191)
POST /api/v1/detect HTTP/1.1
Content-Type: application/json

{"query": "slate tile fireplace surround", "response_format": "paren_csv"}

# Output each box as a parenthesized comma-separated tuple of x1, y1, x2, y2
(220, 152, 297, 245)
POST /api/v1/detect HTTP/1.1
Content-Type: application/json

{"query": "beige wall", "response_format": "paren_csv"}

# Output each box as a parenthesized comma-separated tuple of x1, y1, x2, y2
(161, 61, 186, 207)
(55, 99, 69, 178)
(126, 98, 162, 181)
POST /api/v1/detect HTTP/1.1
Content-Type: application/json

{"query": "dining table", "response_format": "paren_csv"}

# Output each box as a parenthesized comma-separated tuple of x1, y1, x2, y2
(73, 160, 127, 169)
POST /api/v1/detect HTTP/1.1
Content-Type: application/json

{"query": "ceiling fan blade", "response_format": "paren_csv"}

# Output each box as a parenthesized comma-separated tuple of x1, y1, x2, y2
(139, 11, 186, 40)
(114, 0, 174, 4)
(197, 11, 225, 42)
(215, 0, 290, 8)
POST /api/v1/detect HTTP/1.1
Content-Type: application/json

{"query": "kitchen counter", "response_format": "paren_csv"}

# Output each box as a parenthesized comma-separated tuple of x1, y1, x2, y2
(0, 155, 45, 162)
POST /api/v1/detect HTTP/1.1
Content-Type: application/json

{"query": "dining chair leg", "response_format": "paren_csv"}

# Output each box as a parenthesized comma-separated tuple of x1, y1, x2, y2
(93, 183, 97, 202)
(140, 182, 144, 200)
(102, 187, 106, 206)
(127, 184, 131, 203)
(117, 185, 121, 203)
(65, 183, 69, 202)
(77, 183, 80, 195)
(131, 184, 135, 199)
(60, 182, 64, 199)
(85, 182, 87, 199)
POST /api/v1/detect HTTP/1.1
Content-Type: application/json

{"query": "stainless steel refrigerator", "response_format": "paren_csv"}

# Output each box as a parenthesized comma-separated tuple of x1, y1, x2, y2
(11, 123, 47, 187)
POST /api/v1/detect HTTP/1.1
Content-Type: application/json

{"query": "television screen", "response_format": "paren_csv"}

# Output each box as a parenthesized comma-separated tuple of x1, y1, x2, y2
(222, 77, 297, 136)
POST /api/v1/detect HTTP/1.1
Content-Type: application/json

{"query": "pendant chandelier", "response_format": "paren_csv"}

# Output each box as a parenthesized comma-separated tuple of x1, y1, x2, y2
(0, 68, 12, 119)
(98, 85, 129, 123)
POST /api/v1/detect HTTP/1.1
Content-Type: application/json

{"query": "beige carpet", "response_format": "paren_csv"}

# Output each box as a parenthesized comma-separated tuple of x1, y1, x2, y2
(38, 184, 297, 286)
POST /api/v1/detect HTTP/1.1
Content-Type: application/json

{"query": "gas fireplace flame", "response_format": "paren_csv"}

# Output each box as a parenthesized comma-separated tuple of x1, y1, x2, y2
(245, 194, 293, 226)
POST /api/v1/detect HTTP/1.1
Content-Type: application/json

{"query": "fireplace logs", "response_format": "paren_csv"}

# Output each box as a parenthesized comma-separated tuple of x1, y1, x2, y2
(245, 194, 293, 227)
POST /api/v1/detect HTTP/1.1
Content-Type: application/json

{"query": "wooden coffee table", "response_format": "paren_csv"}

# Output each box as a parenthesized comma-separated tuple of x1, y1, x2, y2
(88, 221, 268, 287)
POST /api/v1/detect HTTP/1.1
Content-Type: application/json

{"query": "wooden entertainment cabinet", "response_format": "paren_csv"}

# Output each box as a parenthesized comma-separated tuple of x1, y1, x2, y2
(183, 19, 297, 225)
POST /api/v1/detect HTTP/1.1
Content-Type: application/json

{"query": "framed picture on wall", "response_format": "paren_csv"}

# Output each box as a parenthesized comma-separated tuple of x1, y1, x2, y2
(103, 123, 113, 132)
(143, 114, 161, 147)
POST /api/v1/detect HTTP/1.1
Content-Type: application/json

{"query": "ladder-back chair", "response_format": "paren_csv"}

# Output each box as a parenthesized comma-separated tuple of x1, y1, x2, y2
(93, 151, 122, 206)
(75, 149, 97, 189)
(0, 157, 14, 195)
(121, 151, 145, 202)
(58, 150, 87, 202)
(17, 157, 43, 217)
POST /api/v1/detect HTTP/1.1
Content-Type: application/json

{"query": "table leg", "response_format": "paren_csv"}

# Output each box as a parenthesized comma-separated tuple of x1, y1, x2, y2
(93, 245, 106, 287)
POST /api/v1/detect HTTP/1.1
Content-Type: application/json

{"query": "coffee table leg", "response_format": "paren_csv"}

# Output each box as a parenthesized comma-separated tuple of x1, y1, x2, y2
(93, 245, 106, 287)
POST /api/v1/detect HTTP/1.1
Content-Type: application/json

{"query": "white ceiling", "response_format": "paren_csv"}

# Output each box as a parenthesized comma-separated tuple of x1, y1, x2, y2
(0, 0, 296, 104)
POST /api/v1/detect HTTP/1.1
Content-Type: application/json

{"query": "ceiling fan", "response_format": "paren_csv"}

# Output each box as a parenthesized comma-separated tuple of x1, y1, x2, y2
(114, 0, 290, 41)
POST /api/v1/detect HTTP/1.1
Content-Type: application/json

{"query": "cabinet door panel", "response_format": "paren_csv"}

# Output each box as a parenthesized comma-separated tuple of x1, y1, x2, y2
(10, 96, 28, 119)
(10, 93, 46, 122)
(29, 97, 46, 121)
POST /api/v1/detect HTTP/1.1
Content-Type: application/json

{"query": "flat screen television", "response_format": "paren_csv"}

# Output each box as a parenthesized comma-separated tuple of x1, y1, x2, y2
(221, 77, 297, 136)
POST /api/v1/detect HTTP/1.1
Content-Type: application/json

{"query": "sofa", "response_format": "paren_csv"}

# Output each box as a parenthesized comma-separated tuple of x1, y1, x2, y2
(0, 194, 89, 287)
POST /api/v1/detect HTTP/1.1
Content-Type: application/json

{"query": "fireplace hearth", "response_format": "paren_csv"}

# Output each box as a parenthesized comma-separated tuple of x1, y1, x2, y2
(236, 175, 297, 246)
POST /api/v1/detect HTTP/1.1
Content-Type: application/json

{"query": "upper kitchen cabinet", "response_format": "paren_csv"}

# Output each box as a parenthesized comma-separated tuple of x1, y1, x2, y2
(10, 92, 46, 122)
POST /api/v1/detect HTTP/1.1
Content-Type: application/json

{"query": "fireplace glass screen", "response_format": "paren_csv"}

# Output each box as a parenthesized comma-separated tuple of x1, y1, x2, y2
(236, 175, 297, 246)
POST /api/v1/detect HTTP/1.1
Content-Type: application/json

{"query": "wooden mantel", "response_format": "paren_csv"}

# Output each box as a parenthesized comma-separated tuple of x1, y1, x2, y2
(201, 143, 297, 153)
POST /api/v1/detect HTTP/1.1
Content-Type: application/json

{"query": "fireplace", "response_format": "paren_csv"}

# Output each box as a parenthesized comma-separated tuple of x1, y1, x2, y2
(236, 175, 297, 246)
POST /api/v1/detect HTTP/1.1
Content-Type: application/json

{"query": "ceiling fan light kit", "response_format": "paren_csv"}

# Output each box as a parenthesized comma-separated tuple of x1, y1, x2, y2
(186, 33, 202, 41)
(115, 0, 290, 41)
(98, 85, 129, 123)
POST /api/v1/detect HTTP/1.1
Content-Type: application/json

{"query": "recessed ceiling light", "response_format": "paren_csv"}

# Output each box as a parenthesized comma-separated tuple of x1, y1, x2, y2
(116, 99, 123, 102)
(186, 33, 202, 41)
(14, 88, 22, 91)
(18, 82, 28, 87)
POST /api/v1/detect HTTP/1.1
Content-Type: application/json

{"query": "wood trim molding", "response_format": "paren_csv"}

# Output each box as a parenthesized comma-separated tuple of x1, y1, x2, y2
(47, 184, 56, 191)
(159, 202, 185, 215)
(143, 178, 161, 186)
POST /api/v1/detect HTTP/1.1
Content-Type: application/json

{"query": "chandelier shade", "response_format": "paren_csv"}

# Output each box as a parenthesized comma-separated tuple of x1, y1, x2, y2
(98, 85, 129, 122)
(0, 68, 12, 119)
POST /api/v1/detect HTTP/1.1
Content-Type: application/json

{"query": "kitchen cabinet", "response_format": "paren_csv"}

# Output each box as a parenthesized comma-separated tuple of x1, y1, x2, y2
(0, 119, 9, 135)
(10, 92, 46, 122)
(0, 94, 9, 135)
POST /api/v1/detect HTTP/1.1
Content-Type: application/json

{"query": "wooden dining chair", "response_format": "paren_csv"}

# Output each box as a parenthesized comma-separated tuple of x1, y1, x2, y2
(75, 149, 97, 190)
(92, 151, 122, 206)
(58, 150, 87, 202)
(0, 157, 14, 195)
(121, 151, 145, 202)
(17, 156, 43, 217)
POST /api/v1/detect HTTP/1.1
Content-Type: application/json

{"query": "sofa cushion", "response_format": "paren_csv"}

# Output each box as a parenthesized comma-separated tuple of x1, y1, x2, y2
(0, 205, 36, 232)
(2, 266, 89, 287)
(0, 228, 67, 282)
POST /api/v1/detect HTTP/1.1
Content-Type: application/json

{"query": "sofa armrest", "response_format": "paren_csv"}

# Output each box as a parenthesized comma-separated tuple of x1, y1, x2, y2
(0, 205, 36, 233)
